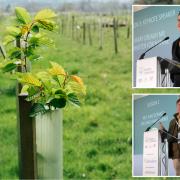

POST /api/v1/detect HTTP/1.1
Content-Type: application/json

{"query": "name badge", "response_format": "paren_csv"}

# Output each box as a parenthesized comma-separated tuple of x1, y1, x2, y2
(178, 132, 180, 144)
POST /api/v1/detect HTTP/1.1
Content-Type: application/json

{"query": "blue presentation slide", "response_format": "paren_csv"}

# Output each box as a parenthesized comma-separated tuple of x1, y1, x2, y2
(133, 6, 180, 86)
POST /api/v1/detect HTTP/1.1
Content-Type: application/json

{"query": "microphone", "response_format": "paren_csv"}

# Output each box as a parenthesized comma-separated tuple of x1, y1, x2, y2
(145, 112, 167, 132)
(139, 36, 169, 60)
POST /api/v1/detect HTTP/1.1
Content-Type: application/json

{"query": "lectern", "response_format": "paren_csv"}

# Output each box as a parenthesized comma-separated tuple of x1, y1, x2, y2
(136, 57, 172, 88)
(143, 129, 169, 176)
(143, 129, 161, 176)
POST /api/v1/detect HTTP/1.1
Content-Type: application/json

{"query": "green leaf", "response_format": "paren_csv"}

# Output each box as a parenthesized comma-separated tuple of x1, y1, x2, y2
(49, 62, 66, 76)
(6, 26, 21, 38)
(49, 97, 66, 108)
(55, 89, 66, 95)
(67, 93, 81, 106)
(28, 54, 41, 61)
(29, 36, 40, 46)
(29, 103, 46, 117)
(1, 62, 17, 73)
(27, 86, 40, 96)
(15, 7, 31, 24)
(38, 20, 55, 31)
(36, 71, 50, 81)
(34, 9, 56, 20)
(3, 35, 15, 46)
(25, 47, 35, 60)
(20, 73, 42, 87)
(21, 85, 29, 94)
(26, 92, 41, 102)
(31, 25, 39, 33)
(9, 47, 21, 59)
(68, 75, 86, 97)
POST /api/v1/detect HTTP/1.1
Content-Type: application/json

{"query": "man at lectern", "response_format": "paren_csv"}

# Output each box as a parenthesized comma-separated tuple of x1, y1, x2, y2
(160, 98, 180, 175)
(169, 12, 180, 87)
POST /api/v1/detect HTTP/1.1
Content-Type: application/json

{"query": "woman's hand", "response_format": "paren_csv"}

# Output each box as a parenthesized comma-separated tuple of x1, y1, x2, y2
(159, 122, 165, 131)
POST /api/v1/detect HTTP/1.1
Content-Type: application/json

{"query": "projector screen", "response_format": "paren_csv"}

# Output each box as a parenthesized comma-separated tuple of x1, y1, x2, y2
(133, 6, 180, 86)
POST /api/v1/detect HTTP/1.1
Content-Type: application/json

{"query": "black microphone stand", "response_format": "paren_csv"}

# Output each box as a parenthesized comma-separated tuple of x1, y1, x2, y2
(139, 37, 169, 60)
(159, 129, 178, 141)
(145, 113, 166, 132)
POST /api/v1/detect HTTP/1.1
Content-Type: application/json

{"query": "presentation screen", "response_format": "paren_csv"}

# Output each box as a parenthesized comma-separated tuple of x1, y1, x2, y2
(133, 6, 180, 86)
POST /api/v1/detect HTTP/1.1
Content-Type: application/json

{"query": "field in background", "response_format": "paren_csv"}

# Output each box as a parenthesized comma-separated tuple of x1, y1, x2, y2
(0, 12, 135, 179)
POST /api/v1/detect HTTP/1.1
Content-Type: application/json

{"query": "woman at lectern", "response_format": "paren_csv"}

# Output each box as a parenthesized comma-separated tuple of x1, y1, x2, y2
(169, 12, 180, 87)
(160, 98, 180, 176)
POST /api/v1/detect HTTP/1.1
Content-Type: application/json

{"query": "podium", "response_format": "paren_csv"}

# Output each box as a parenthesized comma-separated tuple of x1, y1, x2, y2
(136, 57, 172, 88)
(143, 129, 161, 176)
(143, 129, 168, 176)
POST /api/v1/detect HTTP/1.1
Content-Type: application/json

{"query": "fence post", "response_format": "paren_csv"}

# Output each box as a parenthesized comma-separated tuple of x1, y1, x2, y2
(61, 18, 64, 35)
(99, 18, 103, 50)
(72, 15, 75, 40)
(75, 21, 77, 42)
(113, 17, 118, 54)
(88, 24, 92, 46)
(127, 24, 130, 39)
(83, 22, 86, 45)
(16, 39, 37, 179)
(116, 18, 119, 38)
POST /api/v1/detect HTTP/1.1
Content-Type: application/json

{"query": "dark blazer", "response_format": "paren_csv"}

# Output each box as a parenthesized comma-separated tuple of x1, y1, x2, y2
(161, 113, 180, 159)
(169, 38, 180, 82)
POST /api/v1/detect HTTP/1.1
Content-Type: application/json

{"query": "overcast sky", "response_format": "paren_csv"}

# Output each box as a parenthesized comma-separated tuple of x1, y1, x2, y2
(0, 0, 132, 3)
(0, 0, 132, 10)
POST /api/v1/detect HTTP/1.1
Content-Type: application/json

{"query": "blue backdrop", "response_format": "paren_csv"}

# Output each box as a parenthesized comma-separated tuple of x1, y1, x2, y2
(133, 6, 180, 86)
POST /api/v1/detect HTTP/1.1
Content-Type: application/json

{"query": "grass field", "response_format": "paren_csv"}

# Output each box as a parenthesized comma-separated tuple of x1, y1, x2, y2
(1, 12, 178, 179)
